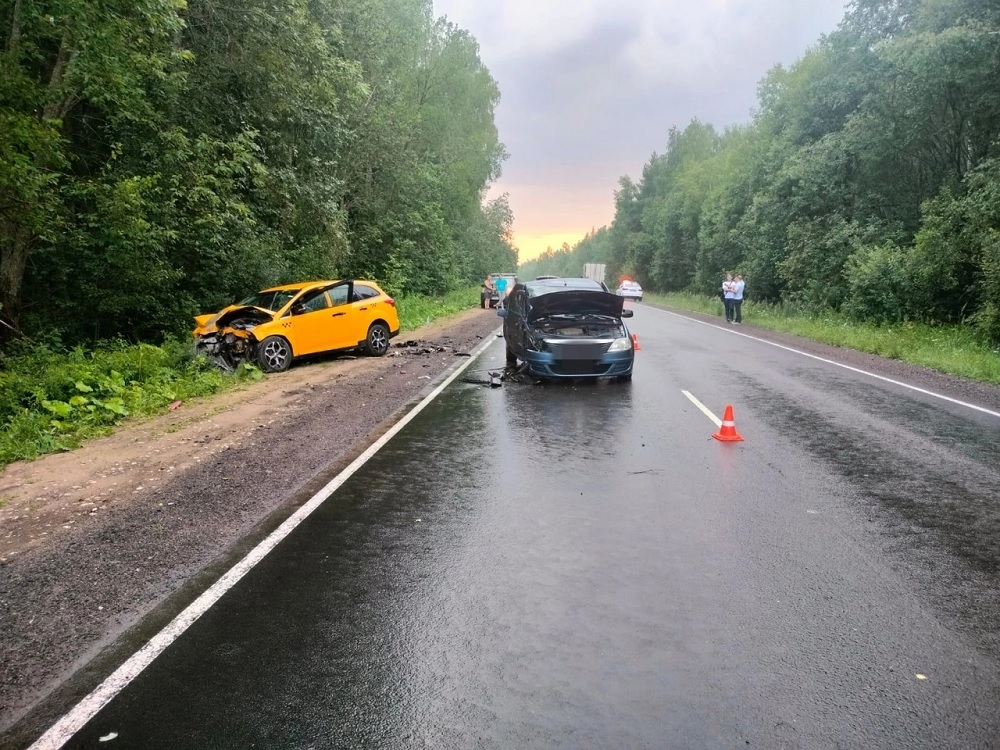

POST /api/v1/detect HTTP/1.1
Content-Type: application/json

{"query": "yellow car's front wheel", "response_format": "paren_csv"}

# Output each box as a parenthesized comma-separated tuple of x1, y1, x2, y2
(256, 335, 293, 373)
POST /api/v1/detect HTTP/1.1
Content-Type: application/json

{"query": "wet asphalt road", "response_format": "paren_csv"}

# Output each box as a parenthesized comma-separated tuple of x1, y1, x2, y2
(38, 306, 1000, 748)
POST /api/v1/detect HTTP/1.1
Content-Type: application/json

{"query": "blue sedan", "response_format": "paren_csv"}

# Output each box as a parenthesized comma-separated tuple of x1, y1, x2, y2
(498, 277, 635, 382)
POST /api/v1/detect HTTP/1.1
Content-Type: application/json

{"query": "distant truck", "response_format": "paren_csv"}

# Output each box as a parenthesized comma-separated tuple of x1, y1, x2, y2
(583, 263, 607, 287)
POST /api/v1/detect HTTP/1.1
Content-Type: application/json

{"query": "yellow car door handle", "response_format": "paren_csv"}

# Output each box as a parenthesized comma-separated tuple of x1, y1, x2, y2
(331, 312, 346, 317)
(358, 306, 368, 310)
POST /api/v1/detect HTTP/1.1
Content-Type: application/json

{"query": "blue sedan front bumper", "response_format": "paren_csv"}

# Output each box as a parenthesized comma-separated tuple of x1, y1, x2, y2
(523, 346, 634, 379)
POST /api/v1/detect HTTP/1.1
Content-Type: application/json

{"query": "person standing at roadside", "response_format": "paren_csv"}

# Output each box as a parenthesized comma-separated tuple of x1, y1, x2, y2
(495, 275, 509, 306)
(722, 273, 736, 323)
(732, 274, 745, 324)
(482, 276, 495, 308)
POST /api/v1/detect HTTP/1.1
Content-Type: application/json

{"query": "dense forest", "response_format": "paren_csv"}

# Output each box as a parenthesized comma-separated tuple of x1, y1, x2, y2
(0, 0, 516, 345)
(520, 0, 1000, 342)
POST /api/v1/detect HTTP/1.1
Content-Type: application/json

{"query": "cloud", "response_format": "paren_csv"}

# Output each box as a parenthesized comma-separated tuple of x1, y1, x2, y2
(433, 0, 848, 249)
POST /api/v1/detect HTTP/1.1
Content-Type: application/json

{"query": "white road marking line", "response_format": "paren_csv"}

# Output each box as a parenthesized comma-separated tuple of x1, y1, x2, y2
(28, 329, 502, 750)
(682, 390, 722, 427)
(653, 308, 1000, 419)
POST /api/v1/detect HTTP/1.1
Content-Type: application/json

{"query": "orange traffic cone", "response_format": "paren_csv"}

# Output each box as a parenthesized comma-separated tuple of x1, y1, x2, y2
(631, 333, 641, 351)
(712, 404, 744, 442)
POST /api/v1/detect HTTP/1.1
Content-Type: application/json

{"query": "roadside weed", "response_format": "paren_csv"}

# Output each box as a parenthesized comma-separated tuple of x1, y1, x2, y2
(397, 287, 479, 331)
(0, 339, 257, 469)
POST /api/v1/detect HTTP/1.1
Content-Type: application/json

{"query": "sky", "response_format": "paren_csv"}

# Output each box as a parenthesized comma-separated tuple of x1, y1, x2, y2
(431, 0, 849, 261)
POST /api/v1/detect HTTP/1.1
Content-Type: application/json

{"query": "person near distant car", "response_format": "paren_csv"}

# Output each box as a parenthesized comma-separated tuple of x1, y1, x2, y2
(482, 276, 495, 308)
(722, 273, 736, 323)
(495, 275, 509, 306)
(732, 274, 745, 324)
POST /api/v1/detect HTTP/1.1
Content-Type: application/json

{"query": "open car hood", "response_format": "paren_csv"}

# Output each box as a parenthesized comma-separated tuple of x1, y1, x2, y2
(196, 305, 275, 334)
(527, 290, 625, 321)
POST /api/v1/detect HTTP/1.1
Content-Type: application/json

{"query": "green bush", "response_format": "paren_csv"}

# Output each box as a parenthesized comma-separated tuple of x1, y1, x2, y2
(972, 232, 1000, 342)
(396, 287, 479, 331)
(842, 242, 910, 323)
(0, 338, 255, 468)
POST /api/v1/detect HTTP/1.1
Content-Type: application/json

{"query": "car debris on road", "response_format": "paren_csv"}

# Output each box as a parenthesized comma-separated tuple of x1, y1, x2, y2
(461, 362, 537, 388)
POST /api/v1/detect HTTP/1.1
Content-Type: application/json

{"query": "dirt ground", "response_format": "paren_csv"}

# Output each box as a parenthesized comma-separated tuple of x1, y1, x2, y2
(0, 307, 503, 736)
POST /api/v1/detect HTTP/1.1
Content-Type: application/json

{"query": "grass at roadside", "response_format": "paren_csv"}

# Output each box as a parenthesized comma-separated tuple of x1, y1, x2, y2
(0, 339, 260, 468)
(0, 288, 482, 469)
(396, 286, 479, 331)
(647, 291, 1000, 385)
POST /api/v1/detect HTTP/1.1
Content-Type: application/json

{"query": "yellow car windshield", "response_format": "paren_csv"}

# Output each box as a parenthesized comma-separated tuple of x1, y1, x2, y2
(237, 289, 301, 311)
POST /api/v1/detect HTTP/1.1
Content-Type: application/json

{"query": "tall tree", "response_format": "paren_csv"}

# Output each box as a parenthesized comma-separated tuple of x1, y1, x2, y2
(2, 0, 511, 343)
(1, 0, 186, 330)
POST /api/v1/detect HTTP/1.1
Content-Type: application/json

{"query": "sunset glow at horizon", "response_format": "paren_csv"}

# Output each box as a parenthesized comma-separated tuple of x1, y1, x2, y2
(488, 180, 615, 265)
(513, 229, 594, 263)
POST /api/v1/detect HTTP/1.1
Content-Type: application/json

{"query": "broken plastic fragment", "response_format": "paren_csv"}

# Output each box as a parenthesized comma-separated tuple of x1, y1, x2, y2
(99, 732, 118, 742)
(916, 674, 927, 680)
(169, 400, 183, 410)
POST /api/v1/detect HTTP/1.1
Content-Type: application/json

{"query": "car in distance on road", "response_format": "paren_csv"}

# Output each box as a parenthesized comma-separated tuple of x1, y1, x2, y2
(193, 280, 400, 372)
(498, 277, 634, 381)
(616, 280, 643, 302)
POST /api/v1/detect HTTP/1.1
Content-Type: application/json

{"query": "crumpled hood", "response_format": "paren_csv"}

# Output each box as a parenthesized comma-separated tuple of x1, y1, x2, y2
(195, 305, 275, 335)
(527, 290, 625, 321)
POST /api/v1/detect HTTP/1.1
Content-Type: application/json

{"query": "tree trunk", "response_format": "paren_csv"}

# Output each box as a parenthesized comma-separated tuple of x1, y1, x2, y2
(5, 0, 23, 53)
(0, 218, 31, 334)
(0, 29, 76, 340)
(42, 32, 80, 121)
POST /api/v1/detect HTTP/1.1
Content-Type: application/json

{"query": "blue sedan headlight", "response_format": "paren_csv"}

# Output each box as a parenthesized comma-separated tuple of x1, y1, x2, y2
(607, 337, 633, 352)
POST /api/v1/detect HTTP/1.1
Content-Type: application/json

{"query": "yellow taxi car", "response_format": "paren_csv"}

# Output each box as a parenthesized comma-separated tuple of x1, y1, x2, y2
(193, 280, 400, 372)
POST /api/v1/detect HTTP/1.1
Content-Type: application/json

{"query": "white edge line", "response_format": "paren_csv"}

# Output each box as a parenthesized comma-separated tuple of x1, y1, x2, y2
(29, 327, 503, 750)
(682, 390, 723, 428)
(654, 308, 1000, 419)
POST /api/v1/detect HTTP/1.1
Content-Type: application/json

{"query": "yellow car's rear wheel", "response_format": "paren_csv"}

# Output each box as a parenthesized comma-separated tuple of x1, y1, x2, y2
(365, 323, 390, 356)
(256, 335, 292, 373)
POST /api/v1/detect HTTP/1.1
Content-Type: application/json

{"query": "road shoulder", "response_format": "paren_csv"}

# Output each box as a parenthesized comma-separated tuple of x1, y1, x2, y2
(645, 302, 1000, 412)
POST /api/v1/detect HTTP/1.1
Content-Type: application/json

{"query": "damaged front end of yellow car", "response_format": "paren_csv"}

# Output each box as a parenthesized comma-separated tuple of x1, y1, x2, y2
(193, 306, 275, 372)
